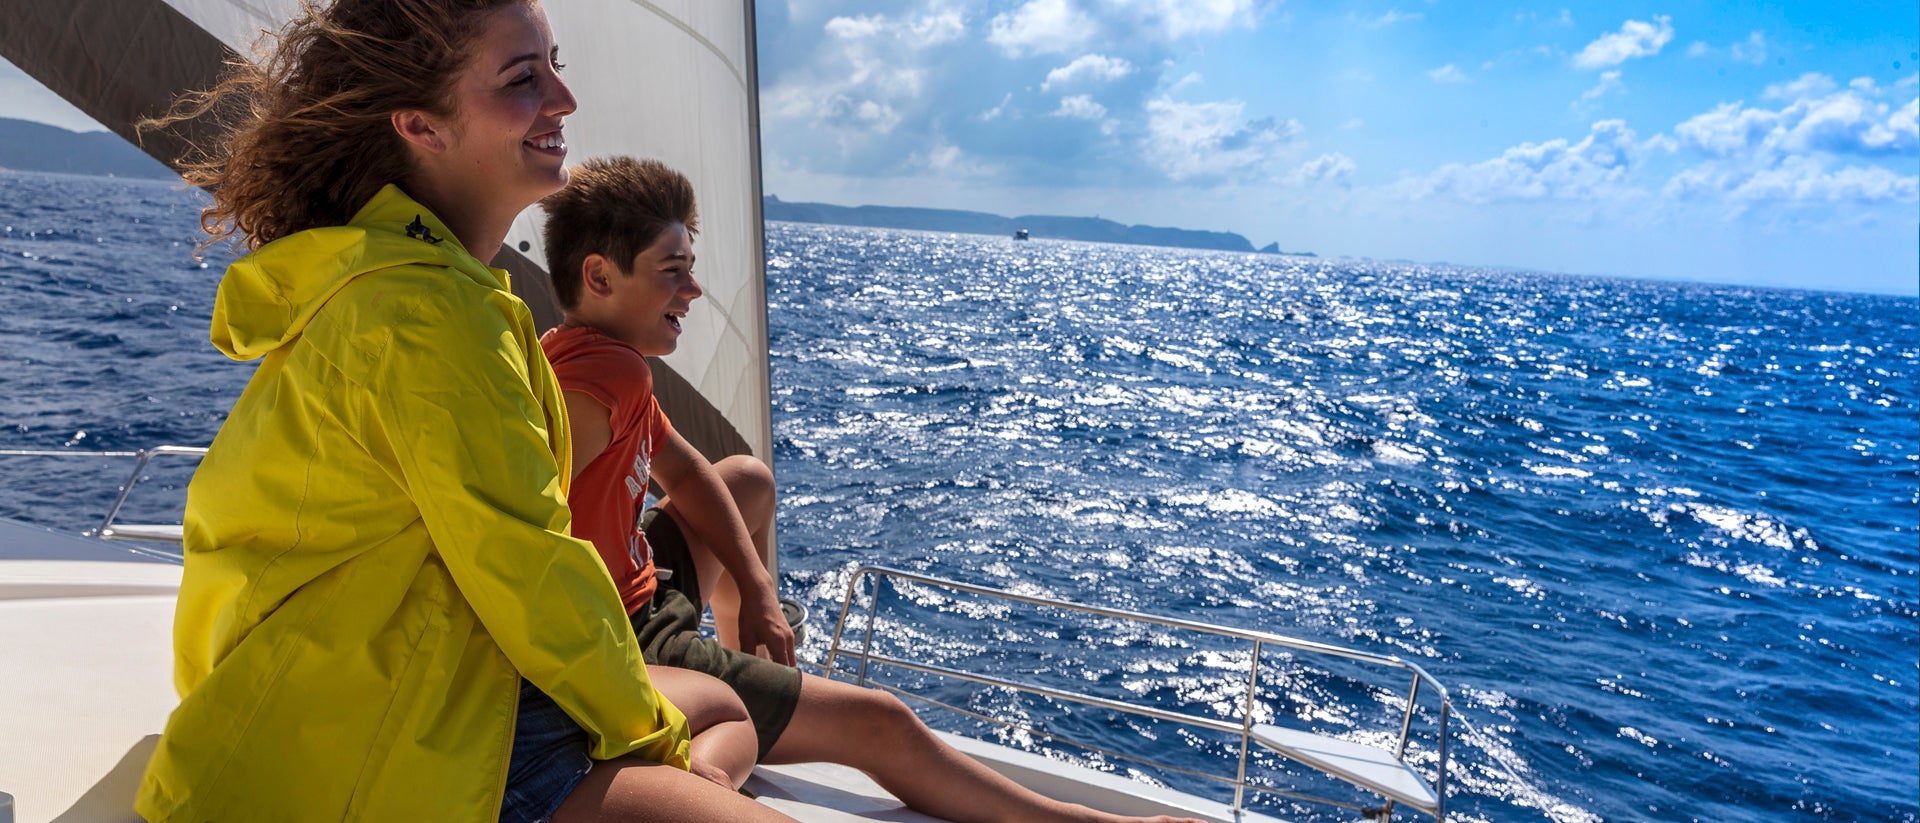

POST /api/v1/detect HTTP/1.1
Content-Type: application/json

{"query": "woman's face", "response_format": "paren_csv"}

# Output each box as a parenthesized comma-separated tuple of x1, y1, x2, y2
(432, 1, 576, 213)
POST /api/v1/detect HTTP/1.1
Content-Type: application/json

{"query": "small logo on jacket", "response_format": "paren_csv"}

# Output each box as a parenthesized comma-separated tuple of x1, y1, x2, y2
(405, 215, 444, 244)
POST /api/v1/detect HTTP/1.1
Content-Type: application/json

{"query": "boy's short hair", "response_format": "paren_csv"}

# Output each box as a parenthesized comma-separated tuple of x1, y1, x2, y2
(541, 156, 700, 309)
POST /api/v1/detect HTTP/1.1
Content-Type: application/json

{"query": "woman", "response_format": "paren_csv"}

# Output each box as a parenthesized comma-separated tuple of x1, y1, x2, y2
(134, 1, 786, 820)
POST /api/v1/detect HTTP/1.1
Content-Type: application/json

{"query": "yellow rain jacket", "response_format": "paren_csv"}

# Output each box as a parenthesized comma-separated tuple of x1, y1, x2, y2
(136, 185, 690, 822)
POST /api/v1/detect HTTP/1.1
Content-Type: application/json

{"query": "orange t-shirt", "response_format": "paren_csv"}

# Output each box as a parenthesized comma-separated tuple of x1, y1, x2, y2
(540, 325, 673, 614)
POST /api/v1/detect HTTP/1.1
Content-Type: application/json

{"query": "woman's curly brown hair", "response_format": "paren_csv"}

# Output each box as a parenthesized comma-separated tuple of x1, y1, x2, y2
(143, 0, 522, 251)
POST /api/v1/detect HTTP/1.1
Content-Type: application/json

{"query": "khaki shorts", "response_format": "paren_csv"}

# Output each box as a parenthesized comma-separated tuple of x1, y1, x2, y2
(633, 508, 801, 757)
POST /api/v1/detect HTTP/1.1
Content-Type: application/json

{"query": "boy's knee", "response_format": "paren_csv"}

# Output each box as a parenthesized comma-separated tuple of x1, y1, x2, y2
(716, 455, 775, 512)
(718, 454, 772, 490)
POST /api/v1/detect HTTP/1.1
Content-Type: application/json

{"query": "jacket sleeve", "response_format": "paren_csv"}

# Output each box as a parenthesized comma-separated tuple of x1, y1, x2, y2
(365, 279, 690, 767)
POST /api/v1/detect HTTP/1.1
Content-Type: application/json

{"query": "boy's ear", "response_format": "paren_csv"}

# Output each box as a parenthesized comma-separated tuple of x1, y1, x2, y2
(581, 253, 617, 298)
(391, 109, 446, 153)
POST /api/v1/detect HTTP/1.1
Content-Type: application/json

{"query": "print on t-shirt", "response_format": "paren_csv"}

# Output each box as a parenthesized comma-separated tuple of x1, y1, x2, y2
(624, 439, 654, 573)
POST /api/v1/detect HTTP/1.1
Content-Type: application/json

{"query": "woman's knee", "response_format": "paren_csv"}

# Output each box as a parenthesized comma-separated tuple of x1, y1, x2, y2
(649, 667, 750, 731)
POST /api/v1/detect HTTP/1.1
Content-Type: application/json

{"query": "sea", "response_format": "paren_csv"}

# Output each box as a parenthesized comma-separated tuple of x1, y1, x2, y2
(1, 170, 1914, 823)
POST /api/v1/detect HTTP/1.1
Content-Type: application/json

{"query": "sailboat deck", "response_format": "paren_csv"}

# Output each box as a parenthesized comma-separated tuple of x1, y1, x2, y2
(0, 520, 1277, 823)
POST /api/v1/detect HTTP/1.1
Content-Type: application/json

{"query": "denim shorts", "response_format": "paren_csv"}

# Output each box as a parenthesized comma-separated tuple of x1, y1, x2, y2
(498, 679, 593, 823)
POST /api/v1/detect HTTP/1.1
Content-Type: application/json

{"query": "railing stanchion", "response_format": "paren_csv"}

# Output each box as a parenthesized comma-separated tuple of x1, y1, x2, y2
(92, 449, 156, 537)
(1233, 638, 1264, 816)
(857, 570, 883, 687)
(1436, 700, 1450, 822)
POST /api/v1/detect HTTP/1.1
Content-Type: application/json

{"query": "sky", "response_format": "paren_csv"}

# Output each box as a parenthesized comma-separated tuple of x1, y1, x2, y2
(752, 0, 1918, 295)
(3, 1, 1915, 295)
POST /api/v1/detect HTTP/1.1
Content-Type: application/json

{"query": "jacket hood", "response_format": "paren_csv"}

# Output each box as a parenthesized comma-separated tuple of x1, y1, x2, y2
(211, 184, 511, 360)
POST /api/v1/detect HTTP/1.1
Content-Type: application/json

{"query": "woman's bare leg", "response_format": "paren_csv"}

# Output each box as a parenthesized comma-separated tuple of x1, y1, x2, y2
(765, 674, 1203, 823)
(647, 666, 757, 789)
(657, 454, 775, 650)
(549, 753, 796, 823)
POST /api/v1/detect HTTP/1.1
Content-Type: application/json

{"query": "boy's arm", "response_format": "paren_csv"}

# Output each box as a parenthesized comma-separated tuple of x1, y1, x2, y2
(652, 429, 796, 665)
(561, 390, 614, 481)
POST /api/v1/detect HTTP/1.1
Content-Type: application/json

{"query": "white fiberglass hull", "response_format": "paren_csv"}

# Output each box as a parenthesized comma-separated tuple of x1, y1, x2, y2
(0, 518, 1271, 823)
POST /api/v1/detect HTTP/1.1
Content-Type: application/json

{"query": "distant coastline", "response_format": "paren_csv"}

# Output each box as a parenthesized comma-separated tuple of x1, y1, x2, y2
(764, 195, 1312, 257)
(0, 116, 1308, 257)
(0, 118, 177, 181)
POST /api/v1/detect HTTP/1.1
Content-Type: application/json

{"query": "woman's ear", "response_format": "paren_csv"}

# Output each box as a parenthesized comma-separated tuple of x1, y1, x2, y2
(391, 109, 446, 153)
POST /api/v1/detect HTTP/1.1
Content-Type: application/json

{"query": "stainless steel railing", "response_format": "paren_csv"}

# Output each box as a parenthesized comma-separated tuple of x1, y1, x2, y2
(88, 445, 204, 545)
(822, 564, 1452, 821)
(0, 444, 202, 556)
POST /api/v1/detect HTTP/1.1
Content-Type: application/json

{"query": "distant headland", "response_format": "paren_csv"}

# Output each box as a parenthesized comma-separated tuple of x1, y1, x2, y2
(0, 118, 177, 181)
(0, 117, 1309, 257)
(763, 195, 1311, 257)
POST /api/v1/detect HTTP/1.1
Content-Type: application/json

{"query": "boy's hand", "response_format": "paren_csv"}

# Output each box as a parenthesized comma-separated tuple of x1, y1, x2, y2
(739, 590, 796, 666)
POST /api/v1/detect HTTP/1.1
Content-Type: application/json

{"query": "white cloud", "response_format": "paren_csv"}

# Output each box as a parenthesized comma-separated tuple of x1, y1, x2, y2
(1514, 8, 1572, 25)
(987, 0, 1096, 57)
(1288, 153, 1356, 187)
(762, 6, 977, 158)
(1673, 102, 1779, 156)
(987, 0, 1259, 56)
(1764, 73, 1838, 101)
(1141, 97, 1300, 182)
(1676, 75, 1919, 158)
(853, 99, 901, 132)
(1355, 9, 1423, 28)
(1053, 94, 1108, 119)
(1667, 155, 1917, 203)
(823, 14, 885, 40)
(1427, 64, 1468, 84)
(1663, 75, 1918, 206)
(1168, 72, 1203, 93)
(1406, 120, 1642, 203)
(1729, 31, 1767, 65)
(909, 141, 1000, 176)
(824, 9, 961, 48)
(981, 92, 1013, 121)
(919, 142, 962, 170)
(1573, 16, 1674, 69)
(1783, 93, 1916, 155)
(1684, 31, 1768, 65)
(1111, 0, 1261, 39)
(1576, 70, 1623, 113)
(1042, 54, 1135, 92)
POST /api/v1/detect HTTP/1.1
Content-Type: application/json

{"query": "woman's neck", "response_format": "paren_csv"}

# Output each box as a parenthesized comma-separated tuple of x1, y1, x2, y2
(403, 176, 511, 265)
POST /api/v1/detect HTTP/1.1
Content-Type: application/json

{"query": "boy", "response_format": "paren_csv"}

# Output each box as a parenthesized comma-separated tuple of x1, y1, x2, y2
(540, 156, 1197, 823)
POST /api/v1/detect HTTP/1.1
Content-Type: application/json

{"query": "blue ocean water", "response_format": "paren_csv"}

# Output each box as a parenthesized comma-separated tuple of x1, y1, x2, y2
(2, 170, 1915, 822)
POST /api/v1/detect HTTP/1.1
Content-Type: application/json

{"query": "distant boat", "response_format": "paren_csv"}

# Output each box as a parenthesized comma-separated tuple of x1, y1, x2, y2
(1014, 227, 1030, 240)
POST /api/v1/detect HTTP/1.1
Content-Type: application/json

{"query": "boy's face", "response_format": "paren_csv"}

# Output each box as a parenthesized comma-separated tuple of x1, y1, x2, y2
(597, 222, 701, 355)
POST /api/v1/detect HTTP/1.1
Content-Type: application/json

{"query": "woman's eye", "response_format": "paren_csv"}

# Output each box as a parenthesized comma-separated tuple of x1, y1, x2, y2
(552, 61, 567, 73)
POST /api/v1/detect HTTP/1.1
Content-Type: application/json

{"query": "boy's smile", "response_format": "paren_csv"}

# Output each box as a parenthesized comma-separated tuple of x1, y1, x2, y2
(587, 222, 701, 356)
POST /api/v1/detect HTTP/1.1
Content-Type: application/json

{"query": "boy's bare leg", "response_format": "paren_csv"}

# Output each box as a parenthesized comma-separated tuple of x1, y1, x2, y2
(647, 666, 758, 789)
(550, 753, 797, 823)
(766, 673, 1204, 823)
(658, 454, 775, 651)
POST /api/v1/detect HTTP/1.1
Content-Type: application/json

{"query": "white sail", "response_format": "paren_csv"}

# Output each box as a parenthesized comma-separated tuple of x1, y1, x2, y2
(0, 0, 771, 467)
